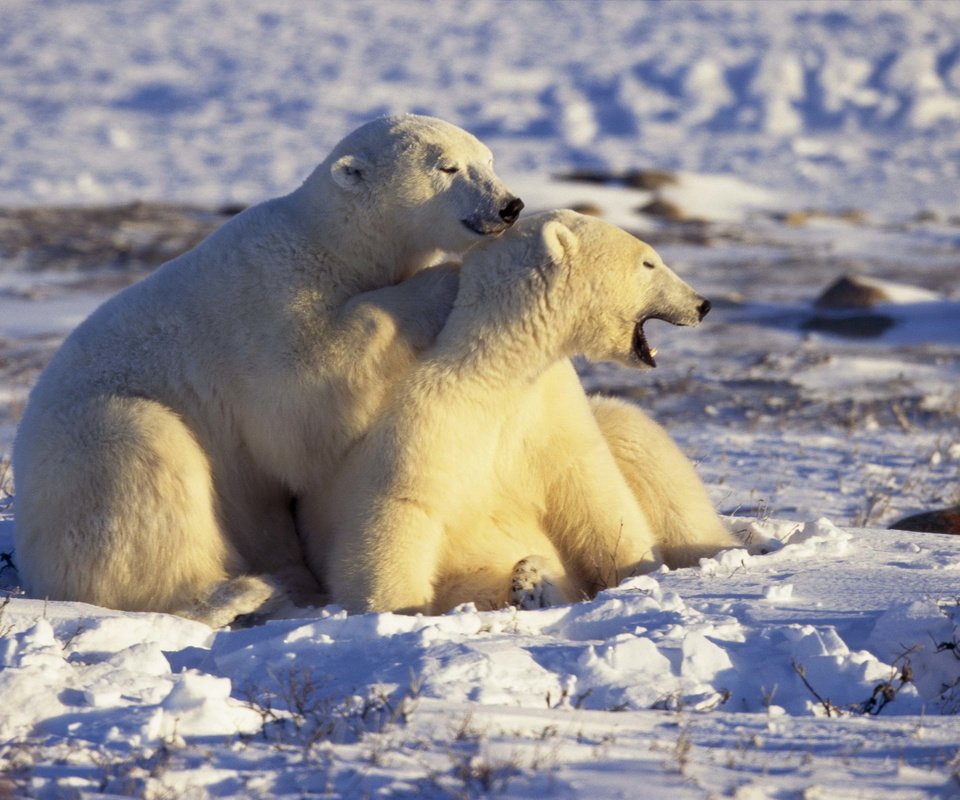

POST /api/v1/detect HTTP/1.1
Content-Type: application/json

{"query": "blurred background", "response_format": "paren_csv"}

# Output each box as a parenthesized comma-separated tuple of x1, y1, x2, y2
(2, 0, 959, 217)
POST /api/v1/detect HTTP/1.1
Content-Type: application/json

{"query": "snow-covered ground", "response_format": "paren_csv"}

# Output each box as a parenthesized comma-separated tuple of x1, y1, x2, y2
(3, 0, 960, 219)
(1, 1, 959, 797)
(2, 516, 960, 798)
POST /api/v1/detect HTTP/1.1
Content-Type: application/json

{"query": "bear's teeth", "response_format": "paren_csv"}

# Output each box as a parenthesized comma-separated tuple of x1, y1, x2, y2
(649, 347, 657, 358)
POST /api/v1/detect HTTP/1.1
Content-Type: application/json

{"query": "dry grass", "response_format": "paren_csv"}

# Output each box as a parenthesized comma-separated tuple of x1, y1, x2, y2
(792, 652, 916, 717)
(0, 457, 12, 517)
(242, 666, 422, 749)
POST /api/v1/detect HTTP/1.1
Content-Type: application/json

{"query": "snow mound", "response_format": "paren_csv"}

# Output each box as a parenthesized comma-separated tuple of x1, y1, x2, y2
(0, 517, 958, 794)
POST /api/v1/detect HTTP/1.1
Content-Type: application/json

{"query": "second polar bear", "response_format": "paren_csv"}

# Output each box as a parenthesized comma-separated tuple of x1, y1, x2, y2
(13, 115, 521, 626)
(314, 210, 735, 614)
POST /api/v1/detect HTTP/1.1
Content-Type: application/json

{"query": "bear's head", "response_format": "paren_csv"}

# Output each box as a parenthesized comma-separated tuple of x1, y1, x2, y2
(459, 209, 710, 369)
(323, 115, 523, 262)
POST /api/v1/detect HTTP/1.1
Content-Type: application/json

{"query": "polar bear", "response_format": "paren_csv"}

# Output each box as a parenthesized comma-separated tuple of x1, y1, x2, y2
(311, 210, 734, 615)
(587, 396, 735, 569)
(13, 114, 522, 627)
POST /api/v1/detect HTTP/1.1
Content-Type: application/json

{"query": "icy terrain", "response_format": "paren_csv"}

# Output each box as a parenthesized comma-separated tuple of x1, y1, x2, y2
(1, 1, 960, 797)
(3, 0, 960, 218)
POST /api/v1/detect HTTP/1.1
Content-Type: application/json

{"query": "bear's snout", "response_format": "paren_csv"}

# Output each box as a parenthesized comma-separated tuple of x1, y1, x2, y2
(499, 197, 524, 225)
(697, 298, 711, 321)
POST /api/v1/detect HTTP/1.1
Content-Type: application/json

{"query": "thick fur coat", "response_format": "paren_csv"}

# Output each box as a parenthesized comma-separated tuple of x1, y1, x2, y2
(13, 115, 520, 626)
(314, 211, 735, 614)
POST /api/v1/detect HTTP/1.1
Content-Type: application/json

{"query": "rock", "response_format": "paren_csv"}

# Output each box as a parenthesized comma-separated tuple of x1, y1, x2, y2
(623, 168, 678, 191)
(814, 275, 894, 310)
(890, 506, 960, 535)
(637, 197, 688, 221)
(805, 274, 898, 338)
(801, 314, 896, 338)
(912, 209, 940, 224)
(555, 169, 620, 185)
(776, 208, 867, 227)
(555, 168, 679, 191)
(783, 210, 815, 226)
(837, 208, 868, 225)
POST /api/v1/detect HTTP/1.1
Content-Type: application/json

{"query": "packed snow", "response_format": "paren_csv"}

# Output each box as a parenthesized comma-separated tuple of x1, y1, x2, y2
(1, 1, 959, 798)
(1, 518, 959, 797)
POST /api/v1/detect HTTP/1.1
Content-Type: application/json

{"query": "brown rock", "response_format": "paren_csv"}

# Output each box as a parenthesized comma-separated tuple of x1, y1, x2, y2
(623, 169, 679, 191)
(783, 210, 814, 226)
(890, 506, 960, 535)
(837, 208, 868, 225)
(776, 208, 867, 226)
(555, 168, 679, 191)
(814, 275, 893, 309)
(637, 198, 687, 222)
(555, 169, 618, 185)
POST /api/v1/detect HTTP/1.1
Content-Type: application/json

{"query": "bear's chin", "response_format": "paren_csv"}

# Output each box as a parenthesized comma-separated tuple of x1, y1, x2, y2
(461, 218, 511, 237)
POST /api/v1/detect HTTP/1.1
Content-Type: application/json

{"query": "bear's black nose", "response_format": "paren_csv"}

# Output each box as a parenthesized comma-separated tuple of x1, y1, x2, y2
(698, 298, 712, 320)
(499, 197, 524, 225)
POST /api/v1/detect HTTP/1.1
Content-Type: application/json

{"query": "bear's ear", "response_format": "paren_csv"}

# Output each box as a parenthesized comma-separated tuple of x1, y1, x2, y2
(331, 154, 370, 191)
(540, 219, 579, 267)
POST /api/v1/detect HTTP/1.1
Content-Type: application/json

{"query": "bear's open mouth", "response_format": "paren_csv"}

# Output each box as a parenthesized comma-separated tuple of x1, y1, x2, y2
(632, 320, 658, 367)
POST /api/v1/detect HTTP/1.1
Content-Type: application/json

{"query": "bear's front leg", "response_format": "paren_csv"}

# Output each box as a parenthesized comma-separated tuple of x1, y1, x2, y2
(328, 501, 445, 615)
(549, 449, 662, 597)
(588, 395, 736, 568)
(338, 262, 460, 357)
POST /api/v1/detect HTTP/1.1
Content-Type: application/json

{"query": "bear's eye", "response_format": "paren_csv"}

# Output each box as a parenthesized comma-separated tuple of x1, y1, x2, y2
(643, 260, 656, 270)
(438, 164, 460, 174)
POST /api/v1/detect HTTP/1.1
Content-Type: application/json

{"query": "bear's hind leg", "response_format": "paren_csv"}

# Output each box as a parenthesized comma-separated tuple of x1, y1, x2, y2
(589, 395, 736, 568)
(174, 574, 282, 628)
(15, 396, 242, 619)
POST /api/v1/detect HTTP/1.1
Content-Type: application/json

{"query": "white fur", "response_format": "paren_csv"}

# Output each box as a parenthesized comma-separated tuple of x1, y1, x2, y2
(588, 395, 735, 568)
(317, 210, 733, 615)
(13, 114, 519, 626)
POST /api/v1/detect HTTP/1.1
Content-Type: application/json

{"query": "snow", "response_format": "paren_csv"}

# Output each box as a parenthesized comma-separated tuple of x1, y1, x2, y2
(3, 0, 960, 219)
(2, 1, 960, 797)
(1, 520, 959, 796)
